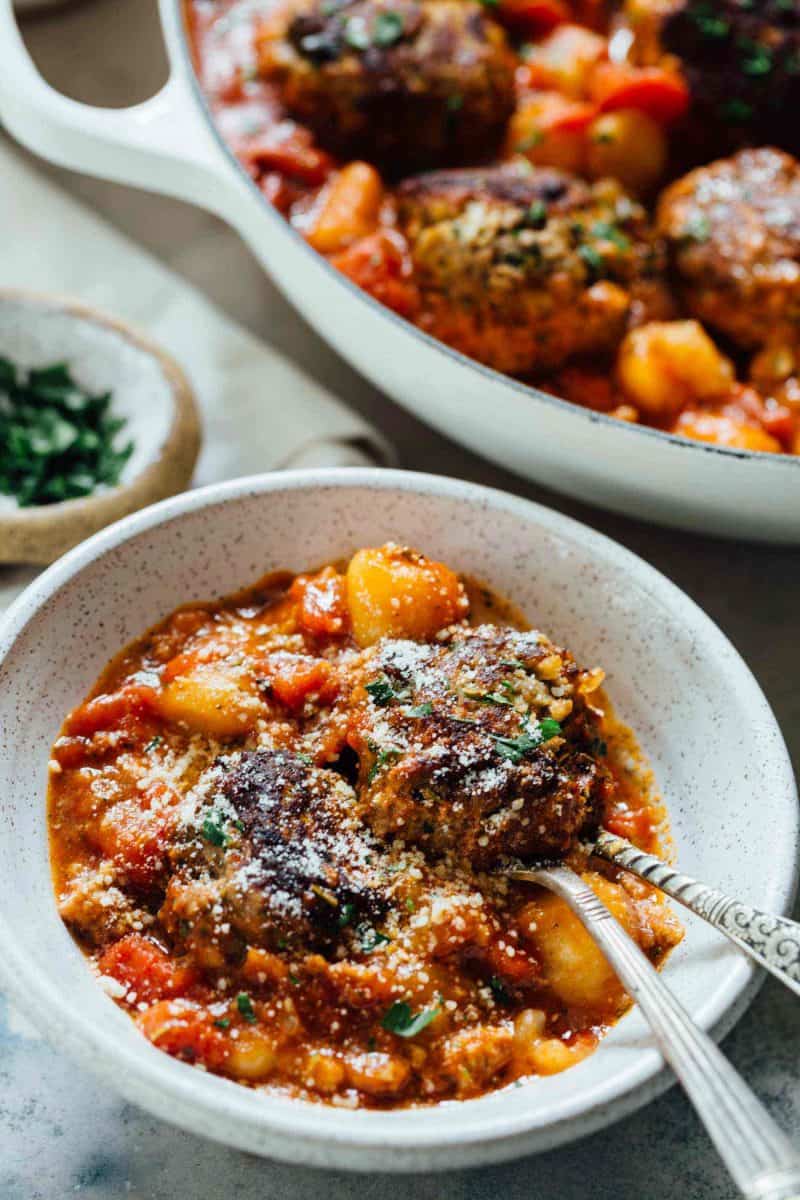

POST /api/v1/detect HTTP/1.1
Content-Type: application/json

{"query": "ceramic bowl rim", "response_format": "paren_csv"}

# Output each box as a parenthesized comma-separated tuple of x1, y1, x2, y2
(0, 468, 796, 1164)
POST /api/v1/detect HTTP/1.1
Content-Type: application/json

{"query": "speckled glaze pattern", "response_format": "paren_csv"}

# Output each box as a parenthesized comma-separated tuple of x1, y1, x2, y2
(0, 469, 796, 1172)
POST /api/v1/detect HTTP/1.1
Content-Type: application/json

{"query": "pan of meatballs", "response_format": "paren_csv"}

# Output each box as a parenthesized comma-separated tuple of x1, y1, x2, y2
(2, 0, 800, 538)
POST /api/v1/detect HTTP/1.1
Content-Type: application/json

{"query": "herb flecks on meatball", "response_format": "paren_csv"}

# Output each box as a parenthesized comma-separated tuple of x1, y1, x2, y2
(397, 162, 667, 375)
(346, 625, 611, 868)
(256, 0, 516, 174)
(658, 147, 800, 349)
(160, 749, 385, 961)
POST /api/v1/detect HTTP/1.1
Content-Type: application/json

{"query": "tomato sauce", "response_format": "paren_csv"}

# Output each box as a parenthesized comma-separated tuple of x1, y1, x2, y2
(48, 545, 681, 1107)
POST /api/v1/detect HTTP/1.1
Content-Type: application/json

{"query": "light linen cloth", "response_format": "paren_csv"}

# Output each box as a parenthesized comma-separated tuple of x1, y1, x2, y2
(0, 139, 393, 606)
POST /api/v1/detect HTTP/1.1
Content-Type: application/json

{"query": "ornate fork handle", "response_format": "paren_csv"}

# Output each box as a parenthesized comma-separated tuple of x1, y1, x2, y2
(516, 866, 800, 1200)
(594, 830, 800, 999)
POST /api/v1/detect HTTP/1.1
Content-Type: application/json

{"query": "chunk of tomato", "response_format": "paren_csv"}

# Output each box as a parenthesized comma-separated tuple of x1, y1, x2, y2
(94, 784, 178, 889)
(589, 64, 690, 125)
(64, 684, 158, 739)
(289, 567, 350, 638)
(260, 651, 338, 711)
(498, 0, 568, 34)
(98, 934, 196, 1005)
(485, 939, 541, 989)
(330, 230, 421, 320)
(137, 1000, 229, 1069)
(604, 802, 654, 847)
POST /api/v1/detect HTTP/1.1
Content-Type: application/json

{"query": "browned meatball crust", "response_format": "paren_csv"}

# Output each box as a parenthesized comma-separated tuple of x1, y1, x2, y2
(256, 0, 515, 174)
(346, 625, 611, 867)
(660, 0, 800, 160)
(160, 750, 386, 960)
(658, 147, 800, 349)
(397, 162, 667, 374)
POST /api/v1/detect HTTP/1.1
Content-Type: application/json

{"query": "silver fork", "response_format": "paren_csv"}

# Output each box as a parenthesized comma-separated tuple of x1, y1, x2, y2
(509, 864, 800, 1200)
(592, 829, 800, 999)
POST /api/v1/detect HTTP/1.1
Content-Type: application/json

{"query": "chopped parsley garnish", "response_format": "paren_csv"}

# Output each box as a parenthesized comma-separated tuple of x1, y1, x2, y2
(590, 221, 630, 251)
(538, 717, 563, 740)
(721, 97, 753, 122)
(373, 10, 404, 45)
(201, 811, 229, 847)
(501, 659, 526, 670)
(488, 976, 512, 1005)
(289, 973, 301, 986)
(144, 735, 162, 752)
(367, 745, 401, 783)
(365, 676, 397, 705)
(499, 679, 519, 698)
(738, 38, 773, 77)
(404, 701, 433, 717)
(236, 993, 257, 1023)
(0, 358, 133, 508)
(359, 924, 391, 952)
(338, 901, 356, 928)
(578, 243, 605, 279)
(478, 0, 500, 7)
(526, 201, 547, 229)
(693, 10, 730, 38)
(491, 731, 542, 763)
(381, 1000, 440, 1038)
(478, 691, 513, 707)
(405, 897, 415, 912)
(590, 736, 608, 757)
(213, 1017, 231, 1030)
(491, 718, 561, 763)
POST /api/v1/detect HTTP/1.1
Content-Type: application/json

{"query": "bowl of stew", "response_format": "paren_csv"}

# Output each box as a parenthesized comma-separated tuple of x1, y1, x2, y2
(0, 469, 795, 1169)
(2, 2, 800, 541)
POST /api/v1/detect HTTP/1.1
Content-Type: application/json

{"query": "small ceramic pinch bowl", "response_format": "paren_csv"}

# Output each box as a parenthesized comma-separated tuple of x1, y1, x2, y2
(0, 469, 795, 1171)
(0, 289, 201, 563)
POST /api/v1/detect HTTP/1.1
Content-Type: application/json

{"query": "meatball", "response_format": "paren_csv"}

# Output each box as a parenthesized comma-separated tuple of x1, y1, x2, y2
(659, 0, 800, 159)
(346, 625, 612, 867)
(658, 148, 800, 349)
(256, 0, 515, 174)
(397, 162, 667, 374)
(160, 750, 386, 959)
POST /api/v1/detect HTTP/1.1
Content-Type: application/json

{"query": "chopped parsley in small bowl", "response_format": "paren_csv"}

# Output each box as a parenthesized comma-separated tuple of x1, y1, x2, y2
(0, 290, 201, 563)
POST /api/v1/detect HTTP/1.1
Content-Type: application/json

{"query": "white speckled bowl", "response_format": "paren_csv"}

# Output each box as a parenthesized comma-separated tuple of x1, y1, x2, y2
(0, 470, 795, 1171)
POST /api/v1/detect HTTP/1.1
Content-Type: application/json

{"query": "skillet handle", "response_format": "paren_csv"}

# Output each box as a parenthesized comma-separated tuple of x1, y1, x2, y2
(0, 0, 235, 215)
